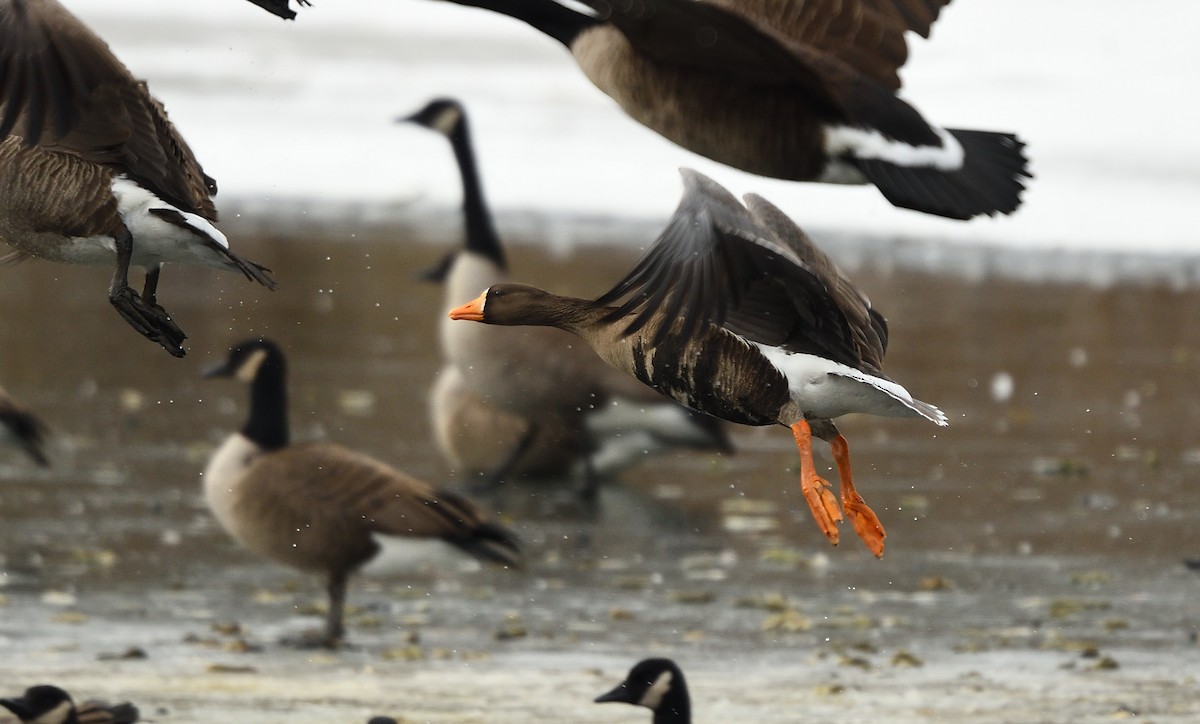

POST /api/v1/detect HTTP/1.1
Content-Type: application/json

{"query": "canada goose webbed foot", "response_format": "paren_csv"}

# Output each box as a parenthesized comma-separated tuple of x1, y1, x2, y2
(843, 493, 886, 559)
(280, 628, 345, 651)
(109, 284, 187, 357)
(801, 471, 842, 546)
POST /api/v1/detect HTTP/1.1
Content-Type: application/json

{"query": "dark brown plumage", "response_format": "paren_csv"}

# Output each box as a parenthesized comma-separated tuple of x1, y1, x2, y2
(0, 0, 275, 357)
(0, 385, 48, 466)
(451, 169, 946, 556)
(202, 338, 522, 647)
(0, 685, 138, 724)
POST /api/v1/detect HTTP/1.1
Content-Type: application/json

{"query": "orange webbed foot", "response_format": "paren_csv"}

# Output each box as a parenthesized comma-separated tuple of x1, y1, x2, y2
(843, 493, 886, 558)
(801, 473, 842, 546)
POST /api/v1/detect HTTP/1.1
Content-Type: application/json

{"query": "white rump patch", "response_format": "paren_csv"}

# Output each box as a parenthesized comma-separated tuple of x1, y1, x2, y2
(106, 176, 233, 270)
(823, 125, 964, 171)
(361, 535, 479, 576)
(638, 670, 673, 710)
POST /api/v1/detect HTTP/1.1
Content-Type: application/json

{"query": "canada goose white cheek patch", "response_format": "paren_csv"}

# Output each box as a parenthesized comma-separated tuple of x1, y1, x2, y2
(638, 670, 672, 709)
(34, 700, 73, 724)
(431, 107, 462, 135)
(235, 349, 270, 383)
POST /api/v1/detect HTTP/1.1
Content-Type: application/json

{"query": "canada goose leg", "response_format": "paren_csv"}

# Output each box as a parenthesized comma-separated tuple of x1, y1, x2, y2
(475, 424, 538, 492)
(790, 420, 842, 546)
(108, 231, 187, 357)
(577, 427, 601, 503)
(830, 434, 886, 558)
(324, 569, 348, 648)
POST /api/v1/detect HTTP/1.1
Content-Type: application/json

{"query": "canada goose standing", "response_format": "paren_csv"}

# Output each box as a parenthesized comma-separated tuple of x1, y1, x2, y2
(254, 0, 1029, 220)
(403, 97, 731, 489)
(0, 685, 139, 724)
(0, 0, 276, 358)
(450, 169, 946, 556)
(595, 658, 691, 724)
(202, 338, 523, 647)
(0, 386, 48, 466)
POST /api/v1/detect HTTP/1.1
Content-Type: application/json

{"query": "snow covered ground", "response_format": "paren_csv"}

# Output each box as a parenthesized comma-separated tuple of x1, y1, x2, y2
(52, 1, 1200, 269)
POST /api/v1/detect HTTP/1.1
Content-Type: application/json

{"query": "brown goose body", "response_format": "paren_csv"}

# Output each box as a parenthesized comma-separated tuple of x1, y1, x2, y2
(451, 170, 946, 557)
(203, 338, 522, 647)
(248, 0, 1030, 220)
(1, 685, 138, 724)
(404, 98, 730, 487)
(0, 0, 275, 357)
(0, 385, 48, 465)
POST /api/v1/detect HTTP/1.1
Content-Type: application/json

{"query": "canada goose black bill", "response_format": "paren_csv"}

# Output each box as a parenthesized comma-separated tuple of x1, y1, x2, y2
(242, 0, 309, 19)
(0, 387, 49, 466)
(451, 169, 947, 557)
(0, 0, 277, 358)
(202, 338, 522, 647)
(595, 658, 691, 724)
(388, 0, 1028, 219)
(0, 685, 139, 724)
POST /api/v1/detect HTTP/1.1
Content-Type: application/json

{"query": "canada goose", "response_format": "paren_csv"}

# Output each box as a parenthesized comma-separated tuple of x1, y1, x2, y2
(0, 0, 276, 358)
(0, 685, 139, 724)
(255, 0, 1029, 220)
(595, 658, 691, 724)
(0, 387, 48, 466)
(450, 169, 947, 557)
(202, 338, 523, 647)
(403, 97, 731, 490)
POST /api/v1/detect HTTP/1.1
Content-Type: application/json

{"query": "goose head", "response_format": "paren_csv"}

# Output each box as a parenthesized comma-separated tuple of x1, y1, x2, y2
(448, 283, 577, 327)
(202, 338, 284, 384)
(399, 97, 465, 137)
(0, 685, 77, 724)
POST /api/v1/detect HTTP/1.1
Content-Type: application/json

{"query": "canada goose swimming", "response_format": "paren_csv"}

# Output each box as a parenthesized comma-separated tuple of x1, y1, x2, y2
(0, 0, 276, 358)
(202, 338, 523, 647)
(403, 97, 731, 490)
(0, 387, 48, 466)
(255, 0, 1029, 220)
(450, 169, 947, 557)
(0, 685, 139, 724)
(595, 658, 691, 724)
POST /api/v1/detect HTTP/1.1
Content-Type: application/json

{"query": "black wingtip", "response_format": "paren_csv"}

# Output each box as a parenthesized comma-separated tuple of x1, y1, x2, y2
(854, 129, 1032, 220)
(244, 0, 309, 20)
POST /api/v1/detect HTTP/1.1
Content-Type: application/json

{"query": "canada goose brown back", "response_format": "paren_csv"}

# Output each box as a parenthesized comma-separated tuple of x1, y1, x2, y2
(0, 386, 48, 466)
(451, 169, 946, 557)
(203, 338, 522, 647)
(0, 0, 275, 357)
(262, 0, 1030, 219)
(403, 98, 731, 487)
(0, 685, 139, 724)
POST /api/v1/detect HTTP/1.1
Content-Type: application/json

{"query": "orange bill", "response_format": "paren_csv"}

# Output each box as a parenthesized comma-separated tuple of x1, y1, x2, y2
(448, 293, 487, 321)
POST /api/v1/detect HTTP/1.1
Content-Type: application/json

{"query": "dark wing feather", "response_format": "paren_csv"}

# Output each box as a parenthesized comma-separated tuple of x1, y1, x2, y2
(584, 0, 843, 110)
(0, 0, 217, 218)
(597, 169, 876, 372)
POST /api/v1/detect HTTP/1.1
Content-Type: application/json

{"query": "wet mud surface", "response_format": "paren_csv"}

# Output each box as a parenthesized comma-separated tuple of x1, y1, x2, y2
(1, 226, 1199, 722)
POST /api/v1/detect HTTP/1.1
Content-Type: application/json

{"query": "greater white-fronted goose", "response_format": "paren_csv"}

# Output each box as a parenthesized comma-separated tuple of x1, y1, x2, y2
(403, 97, 731, 491)
(450, 169, 946, 557)
(595, 658, 691, 724)
(0, 0, 276, 358)
(0, 685, 139, 724)
(202, 338, 523, 647)
(0, 386, 48, 466)
(257, 1, 1029, 220)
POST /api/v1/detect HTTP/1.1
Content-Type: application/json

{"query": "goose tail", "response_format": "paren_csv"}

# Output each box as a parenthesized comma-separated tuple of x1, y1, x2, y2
(853, 129, 1030, 220)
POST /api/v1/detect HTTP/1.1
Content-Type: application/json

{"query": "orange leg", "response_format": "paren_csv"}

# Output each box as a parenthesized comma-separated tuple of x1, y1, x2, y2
(829, 434, 886, 558)
(790, 420, 842, 546)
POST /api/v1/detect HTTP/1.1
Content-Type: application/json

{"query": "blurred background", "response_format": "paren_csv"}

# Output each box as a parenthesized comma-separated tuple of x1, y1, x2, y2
(1, 1, 1199, 722)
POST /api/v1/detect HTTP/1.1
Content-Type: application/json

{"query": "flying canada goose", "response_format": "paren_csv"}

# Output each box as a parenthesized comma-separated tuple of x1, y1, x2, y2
(0, 0, 276, 358)
(202, 338, 523, 647)
(595, 658, 691, 724)
(0, 386, 48, 466)
(0, 685, 139, 724)
(403, 97, 731, 490)
(251, 0, 1029, 220)
(450, 169, 947, 557)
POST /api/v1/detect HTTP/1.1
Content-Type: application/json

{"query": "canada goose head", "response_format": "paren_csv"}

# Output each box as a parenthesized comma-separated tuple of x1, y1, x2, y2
(399, 97, 465, 137)
(203, 338, 283, 385)
(448, 283, 585, 328)
(0, 685, 78, 724)
(595, 658, 691, 723)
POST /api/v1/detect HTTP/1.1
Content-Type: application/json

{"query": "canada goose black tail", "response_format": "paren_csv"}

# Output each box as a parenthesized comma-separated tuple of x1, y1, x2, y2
(243, 0, 309, 20)
(853, 129, 1030, 220)
(448, 519, 524, 569)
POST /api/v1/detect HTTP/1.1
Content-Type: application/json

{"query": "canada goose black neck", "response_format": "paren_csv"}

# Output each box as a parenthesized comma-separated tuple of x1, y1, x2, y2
(445, 0, 598, 47)
(447, 110, 506, 270)
(244, 348, 288, 451)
